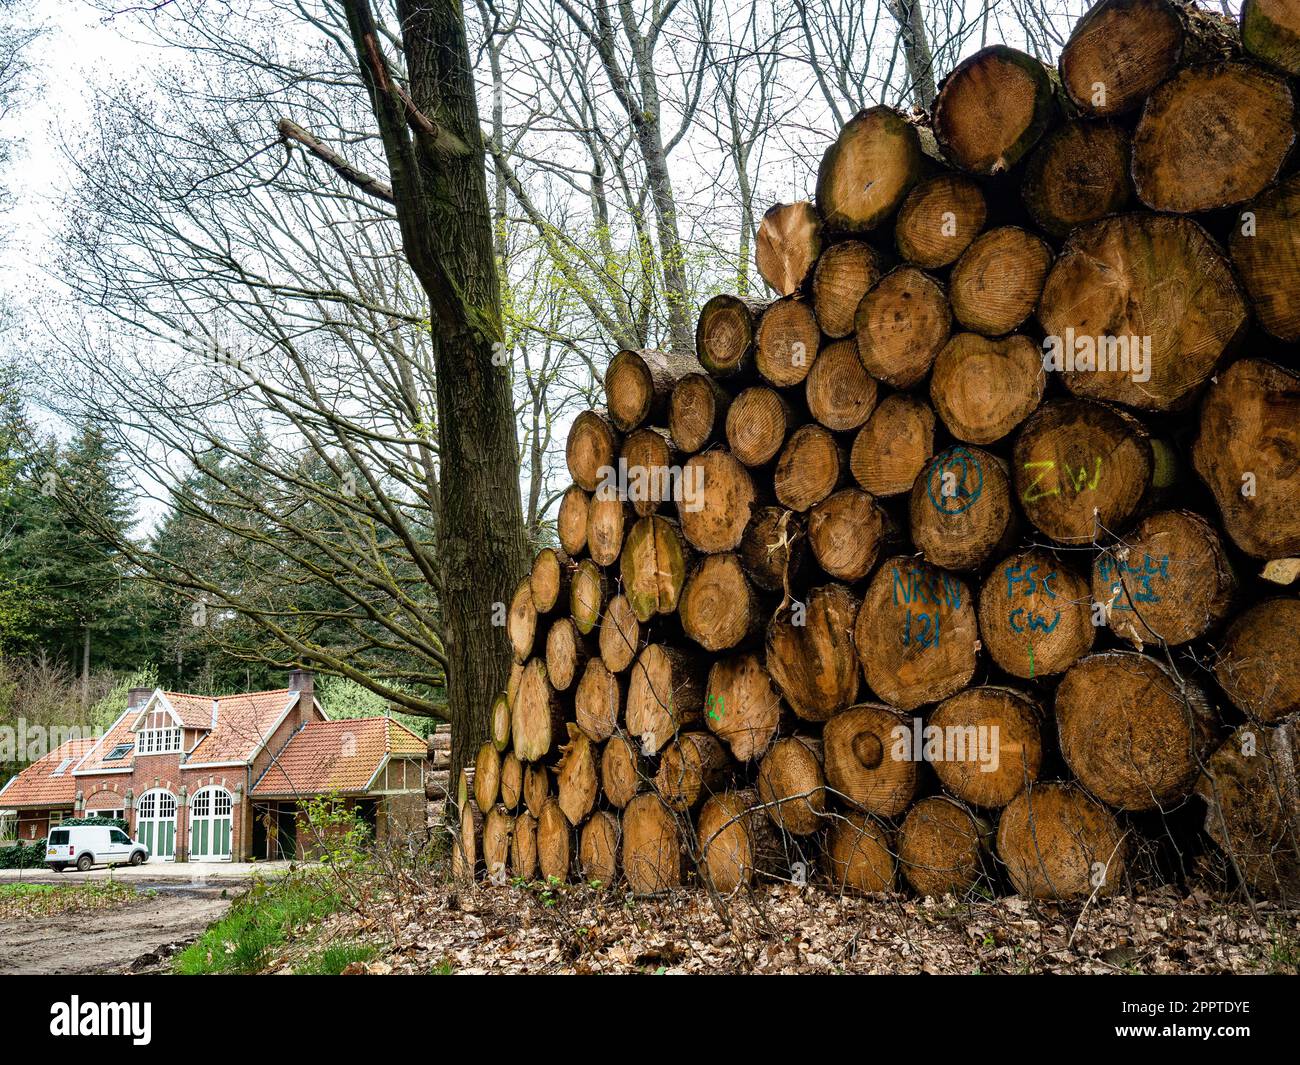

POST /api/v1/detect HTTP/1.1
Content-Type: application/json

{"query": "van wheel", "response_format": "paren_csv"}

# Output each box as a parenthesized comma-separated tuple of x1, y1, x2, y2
(76, 854, 94, 872)
(129, 850, 145, 866)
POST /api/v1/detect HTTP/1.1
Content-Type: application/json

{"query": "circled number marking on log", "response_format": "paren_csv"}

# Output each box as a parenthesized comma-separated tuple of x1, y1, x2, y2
(927, 446, 982, 515)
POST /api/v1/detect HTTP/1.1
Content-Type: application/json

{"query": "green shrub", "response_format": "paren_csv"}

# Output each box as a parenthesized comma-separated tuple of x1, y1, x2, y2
(293, 942, 377, 975)
(63, 816, 129, 833)
(0, 838, 46, 868)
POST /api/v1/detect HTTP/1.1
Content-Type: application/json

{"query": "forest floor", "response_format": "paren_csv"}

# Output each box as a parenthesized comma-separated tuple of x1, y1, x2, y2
(304, 879, 1300, 976)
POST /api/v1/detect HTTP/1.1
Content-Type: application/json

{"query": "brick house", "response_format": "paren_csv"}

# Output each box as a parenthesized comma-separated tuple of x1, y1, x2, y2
(0, 670, 428, 861)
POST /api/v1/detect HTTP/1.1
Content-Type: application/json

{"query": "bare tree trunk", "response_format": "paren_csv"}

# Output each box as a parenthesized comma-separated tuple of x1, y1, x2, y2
(885, 0, 938, 108)
(341, 0, 528, 777)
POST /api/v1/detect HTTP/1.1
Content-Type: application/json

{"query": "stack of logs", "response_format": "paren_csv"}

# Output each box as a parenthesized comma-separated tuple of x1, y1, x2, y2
(424, 723, 452, 833)
(452, 0, 1300, 902)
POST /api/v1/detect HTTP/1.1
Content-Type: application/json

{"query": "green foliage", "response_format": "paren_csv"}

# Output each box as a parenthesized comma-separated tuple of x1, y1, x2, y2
(292, 941, 377, 976)
(89, 667, 157, 732)
(316, 674, 435, 738)
(173, 873, 344, 975)
(0, 837, 46, 868)
(62, 816, 130, 833)
(299, 794, 371, 867)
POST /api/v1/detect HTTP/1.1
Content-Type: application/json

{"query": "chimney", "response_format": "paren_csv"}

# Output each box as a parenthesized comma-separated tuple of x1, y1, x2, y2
(127, 687, 152, 711)
(289, 668, 314, 700)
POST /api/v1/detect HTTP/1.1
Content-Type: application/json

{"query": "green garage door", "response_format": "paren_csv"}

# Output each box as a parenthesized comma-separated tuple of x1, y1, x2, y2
(189, 787, 233, 861)
(136, 790, 176, 861)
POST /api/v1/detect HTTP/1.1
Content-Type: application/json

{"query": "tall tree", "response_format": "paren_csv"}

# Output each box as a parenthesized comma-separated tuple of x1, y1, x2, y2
(332, 0, 527, 772)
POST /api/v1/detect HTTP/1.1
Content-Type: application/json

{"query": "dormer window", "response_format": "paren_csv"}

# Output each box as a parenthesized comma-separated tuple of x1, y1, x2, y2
(104, 743, 134, 762)
(136, 728, 182, 755)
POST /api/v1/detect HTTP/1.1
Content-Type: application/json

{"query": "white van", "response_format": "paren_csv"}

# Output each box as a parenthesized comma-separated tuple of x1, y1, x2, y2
(46, 825, 149, 872)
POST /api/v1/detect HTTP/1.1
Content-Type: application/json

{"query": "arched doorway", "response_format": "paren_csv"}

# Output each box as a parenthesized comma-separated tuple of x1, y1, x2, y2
(136, 789, 177, 861)
(189, 787, 233, 862)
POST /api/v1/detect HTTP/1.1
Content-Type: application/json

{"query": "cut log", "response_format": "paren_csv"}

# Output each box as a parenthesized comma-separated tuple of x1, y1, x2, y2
(727, 386, 794, 468)
(579, 810, 621, 887)
(625, 643, 706, 754)
(586, 491, 630, 567)
(655, 731, 730, 811)
(530, 546, 574, 616)
(537, 797, 572, 882)
(978, 548, 1095, 678)
(894, 173, 986, 269)
(669, 372, 731, 453)
(1021, 121, 1131, 238)
(930, 333, 1044, 446)
(474, 741, 501, 814)
(678, 450, 757, 554)
(850, 394, 936, 498)
(598, 592, 643, 673)
(1191, 359, 1300, 559)
(620, 515, 692, 622)
(619, 427, 679, 517)
(853, 266, 951, 388)
(568, 559, 607, 637)
(483, 804, 513, 882)
(556, 723, 600, 826)
(805, 338, 877, 432)
(1092, 509, 1236, 648)
(812, 240, 885, 337)
(932, 45, 1058, 175)
(453, 798, 484, 883)
(507, 576, 536, 664)
(523, 762, 550, 818)
(948, 226, 1051, 337)
(511, 811, 538, 879)
(997, 782, 1127, 899)
(1213, 598, 1300, 724)
(756, 201, 823, 295)
(739, 506, 806, 593)
(500, 751, 523, 811)
(899, 797, 987, 898)
(815, 105, 924, 232)
(601, 731, 649, 808)
(680, 553, 761, 651)
(1059, 0, 1189, 116)
(622, 793, 683, 894)
(558, 484, 590, 558)
(512, 658, 565, 762)
(545, 616, 591, 692)
(1230, 174, 1300, 341)
(1243, 0, 1300, 75)
(490, 691, 512, 753)
(1196, 721, 1300, 901)
(696, 294, 763, 377)
(854, 557, 978, 711)
(1012, 399, 1157, 544)
(756, 736, 826, 836)
(766, 583, 862, 720)
(774, 424, 844, 513)
(698, 788, 783, 894)
(1055, 651, 1215, 811)
(705, 652, 783, 762)
(823, 813, 897, 894)
(807, 487, 886, 582)
(1039, 214, 1246, 412)
(566, 410, 620, 493)
(1132, 62, 1295, 214)
(909, 445, 1015, 571)
(823, 704, 917, 816)
(604, 348, 703, 433)
(929, 687, 1043, 808)
(575, 656, 623, 741)
(755, 296, 821, 388)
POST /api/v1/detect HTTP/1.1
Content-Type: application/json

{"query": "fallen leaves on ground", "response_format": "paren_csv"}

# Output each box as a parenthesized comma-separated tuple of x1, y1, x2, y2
(307, 879, 1300, 975)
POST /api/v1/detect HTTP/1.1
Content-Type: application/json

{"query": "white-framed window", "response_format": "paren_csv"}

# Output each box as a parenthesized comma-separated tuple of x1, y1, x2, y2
(88, 808, 125, 821)
(48, 811, 64, 828)
(136, 728, 182, 755)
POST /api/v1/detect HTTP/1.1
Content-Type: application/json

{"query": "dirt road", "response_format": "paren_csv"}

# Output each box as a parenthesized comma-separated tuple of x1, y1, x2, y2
(0, 882, 236, 975)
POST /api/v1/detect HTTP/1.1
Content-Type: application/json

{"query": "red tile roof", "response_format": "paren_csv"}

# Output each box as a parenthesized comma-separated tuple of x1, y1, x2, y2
(75, 689, 300, 774)
(251, 718, 425, 798)
(0, 738, 98, 809)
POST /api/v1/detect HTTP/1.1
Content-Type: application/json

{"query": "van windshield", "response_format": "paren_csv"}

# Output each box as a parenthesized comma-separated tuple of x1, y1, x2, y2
(49, 830, 69, 845)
